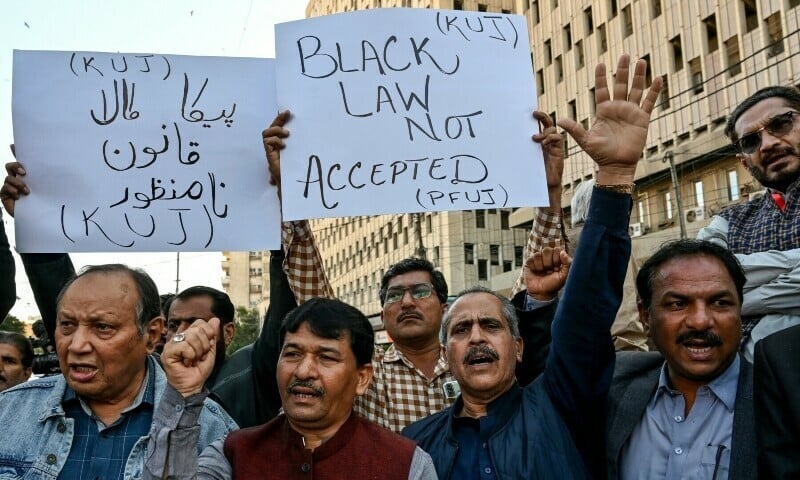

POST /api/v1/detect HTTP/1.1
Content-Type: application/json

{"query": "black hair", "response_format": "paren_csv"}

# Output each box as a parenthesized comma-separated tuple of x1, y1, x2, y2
(636, 239, 746, 312)
(379, 257, 448, 306)
(725, 85, 800, 143)
(173, 286, 235, 325)
(280, 298, 374, 366)
(0, 331, 34, 368)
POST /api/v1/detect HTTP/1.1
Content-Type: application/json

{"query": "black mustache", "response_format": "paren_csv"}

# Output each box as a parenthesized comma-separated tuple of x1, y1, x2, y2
(675, 330, 723, 346)
(462, 344, 500, 365)
(287, 380, 324, 396)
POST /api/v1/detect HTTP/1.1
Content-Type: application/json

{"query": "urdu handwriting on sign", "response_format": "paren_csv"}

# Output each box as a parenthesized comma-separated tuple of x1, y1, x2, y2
(102, 123, 201, 171)
(60, 171, 227, 249)
(180, 74, 237, 128)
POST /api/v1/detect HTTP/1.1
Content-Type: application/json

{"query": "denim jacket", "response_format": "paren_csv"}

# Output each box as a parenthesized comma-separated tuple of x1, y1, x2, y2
(0, 357, 237, 480)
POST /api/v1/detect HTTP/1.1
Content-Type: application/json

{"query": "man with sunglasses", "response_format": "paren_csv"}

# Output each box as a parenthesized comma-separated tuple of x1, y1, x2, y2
(699, 85, 800, 360)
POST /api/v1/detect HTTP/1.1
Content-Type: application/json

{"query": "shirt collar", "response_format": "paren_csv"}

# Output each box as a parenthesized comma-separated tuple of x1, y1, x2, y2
(655, 355, 740, 411)
(449, 382, 521, 430)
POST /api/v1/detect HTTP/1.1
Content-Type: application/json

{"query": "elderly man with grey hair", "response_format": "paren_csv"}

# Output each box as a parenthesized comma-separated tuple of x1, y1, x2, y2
(402, 53, 659, 479)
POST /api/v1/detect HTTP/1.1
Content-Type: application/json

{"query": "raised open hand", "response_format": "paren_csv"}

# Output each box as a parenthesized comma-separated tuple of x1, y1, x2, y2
(558, 54, 662, 185)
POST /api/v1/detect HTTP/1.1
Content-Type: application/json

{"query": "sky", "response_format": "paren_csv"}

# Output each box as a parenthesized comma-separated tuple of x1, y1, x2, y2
(1, 0, 308, 320)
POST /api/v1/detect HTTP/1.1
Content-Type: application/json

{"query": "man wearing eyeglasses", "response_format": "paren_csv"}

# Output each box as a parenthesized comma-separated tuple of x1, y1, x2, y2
(263, 111, 566, 433)
(698, 86, 800, 360)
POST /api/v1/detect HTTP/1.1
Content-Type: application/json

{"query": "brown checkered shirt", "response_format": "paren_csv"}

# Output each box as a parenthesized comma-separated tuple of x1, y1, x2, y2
(510, 208, 566, 297)
(354, 344, 454, 432)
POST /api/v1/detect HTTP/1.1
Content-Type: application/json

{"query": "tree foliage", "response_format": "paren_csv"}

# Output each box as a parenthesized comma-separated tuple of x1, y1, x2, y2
(227, 306, 261, 356)
(0, 314, 26, 334)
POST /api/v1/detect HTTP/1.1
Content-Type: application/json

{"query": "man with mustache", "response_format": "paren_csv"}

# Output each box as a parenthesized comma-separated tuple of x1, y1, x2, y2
(145, 298, 436, 479)
(0, 264, 237, 479)
(606, 239, 755, 479)
(263, 110, 566, 433)
(403, 54, 661, 479)
(698, 86, 800, 359)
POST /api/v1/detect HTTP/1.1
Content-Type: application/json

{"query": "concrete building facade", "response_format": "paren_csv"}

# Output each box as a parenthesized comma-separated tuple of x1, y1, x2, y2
(226, 0, 800, 323)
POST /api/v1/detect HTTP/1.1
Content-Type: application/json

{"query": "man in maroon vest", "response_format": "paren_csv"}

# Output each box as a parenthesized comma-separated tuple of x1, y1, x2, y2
(144, 297, 437, 479)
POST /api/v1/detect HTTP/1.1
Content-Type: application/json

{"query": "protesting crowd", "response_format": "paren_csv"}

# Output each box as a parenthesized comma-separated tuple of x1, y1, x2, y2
(1, 35, 800, 480)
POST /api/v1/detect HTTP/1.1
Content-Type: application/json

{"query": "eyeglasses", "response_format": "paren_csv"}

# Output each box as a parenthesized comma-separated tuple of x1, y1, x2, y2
(382, 283, 435, 304)
(735, 111, 800, 154)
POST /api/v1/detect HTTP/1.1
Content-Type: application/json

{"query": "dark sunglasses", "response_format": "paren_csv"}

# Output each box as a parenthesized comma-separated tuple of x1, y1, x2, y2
(736, 111, 800, 154)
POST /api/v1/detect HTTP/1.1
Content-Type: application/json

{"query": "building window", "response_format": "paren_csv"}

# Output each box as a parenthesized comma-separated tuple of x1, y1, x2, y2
(532, 1, 539, 24)
(726, 36, 742, 76)
(694, 180, 705, 207)
(728, 170, 740, 201)
(609, 0, 618, 18)
(791, 0, 800, 8)
(665, 191, 674, 220)
(514, 246, 524, 266)
(704, 14, 718, 52)
(689, 57, 703, 94)
(766, 12, 785, 57)
(501, 211, 510, 229)
(743, 0, 758, 33)
(476, 210, 486, 228)
(490, 245, 499, 265)
(402, 227, 408, 245)
(503, 260, 513, 272)
(478, 3, 487, 12)
(536, 69, 545, 95)
(598, 23, 608, 53)
(651, 0, 662, 18)
(426, 214, 432, 233)
(555, 55, 563, 82)
(433, 246, 440, 266)
(544, 39, 552, 65)
(584, 7, 594, 34)
(478, 259, 488, 280)
(575, 40, 585, 68)
(454, 0, 463, 9)
(641, 54, 652, 85)
(671, 35, 683, 71)
(622, 5, 633, 37)
(465, 243, 475, 264)
(589, 87, 596, 115)
(564, 23, 572, 50)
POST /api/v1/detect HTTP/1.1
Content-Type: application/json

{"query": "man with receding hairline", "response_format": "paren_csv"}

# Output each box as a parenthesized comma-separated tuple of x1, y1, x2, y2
(0, 264, 236, 479)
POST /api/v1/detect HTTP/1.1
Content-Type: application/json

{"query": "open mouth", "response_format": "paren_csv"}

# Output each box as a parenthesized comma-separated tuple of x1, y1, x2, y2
(288, 382, 324, 399)
(467, 355, 495, 366)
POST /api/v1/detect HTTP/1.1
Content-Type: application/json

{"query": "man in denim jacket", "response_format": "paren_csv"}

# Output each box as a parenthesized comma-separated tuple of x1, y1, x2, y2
(0, 264, 236, 480)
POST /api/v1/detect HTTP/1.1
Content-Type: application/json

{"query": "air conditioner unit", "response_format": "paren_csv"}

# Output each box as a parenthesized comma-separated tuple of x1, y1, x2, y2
(684, 207, 706, 223)
(749, 191, 766, 202)
(629, 222, 644, 237)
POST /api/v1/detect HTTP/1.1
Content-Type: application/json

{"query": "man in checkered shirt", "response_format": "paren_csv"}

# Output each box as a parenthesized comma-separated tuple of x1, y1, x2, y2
(263, 110, 566, 432)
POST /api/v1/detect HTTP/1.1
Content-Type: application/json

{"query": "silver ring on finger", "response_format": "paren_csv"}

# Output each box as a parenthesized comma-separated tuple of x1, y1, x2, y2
(173, 333, 186, 343)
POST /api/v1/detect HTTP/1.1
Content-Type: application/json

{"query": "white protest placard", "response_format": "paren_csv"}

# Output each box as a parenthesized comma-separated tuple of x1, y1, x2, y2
(12, 50, 280, 252)
(275, 8, 547, 221)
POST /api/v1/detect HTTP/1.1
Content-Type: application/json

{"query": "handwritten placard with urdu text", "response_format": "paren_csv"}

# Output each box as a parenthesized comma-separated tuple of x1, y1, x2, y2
(12, 50, 280, 252)
(275, 8, 547, 221)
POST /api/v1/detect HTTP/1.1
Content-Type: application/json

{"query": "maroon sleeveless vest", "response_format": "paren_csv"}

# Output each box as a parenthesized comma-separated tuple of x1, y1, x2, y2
(223, 413, 417, 479)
